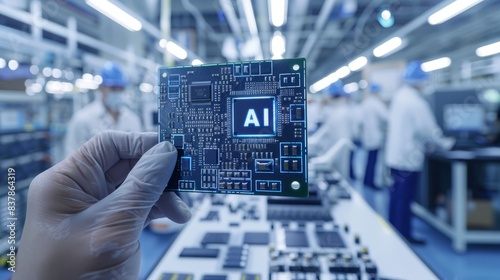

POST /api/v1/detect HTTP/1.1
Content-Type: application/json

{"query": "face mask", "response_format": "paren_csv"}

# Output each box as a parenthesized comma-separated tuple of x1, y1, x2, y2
(105, 92, 125, 111)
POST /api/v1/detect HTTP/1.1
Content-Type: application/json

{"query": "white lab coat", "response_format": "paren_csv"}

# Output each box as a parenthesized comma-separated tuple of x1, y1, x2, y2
(65, 100, 142, 156)
(385, 85, 454, 171)
(361, 94, 388, 150)
(309, 98, 353, 177)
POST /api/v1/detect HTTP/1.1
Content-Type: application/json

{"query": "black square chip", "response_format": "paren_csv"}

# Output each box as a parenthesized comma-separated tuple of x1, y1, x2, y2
(190, 83, 211, 102)
(204, 149, 219, 165)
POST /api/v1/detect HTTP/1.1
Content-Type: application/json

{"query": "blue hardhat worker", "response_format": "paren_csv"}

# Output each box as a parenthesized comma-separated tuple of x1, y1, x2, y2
(100, 62, 127, 87)
(403, 60, 428, 85)
(65, 62, 142, 156)
(327, 80, 347, 97)
(385, 60, 455, 244)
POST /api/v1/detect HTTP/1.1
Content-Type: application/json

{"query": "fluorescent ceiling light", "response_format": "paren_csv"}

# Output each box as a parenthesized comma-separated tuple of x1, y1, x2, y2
(139, 82, 154, 93)
(344, 82, 359, 94)
(8, 60, 18, 70)
(269, 0, 288, 27)
(0, 58, 5, 68)
(310, 72, 339, 93)
(86, 0, 142, 31)
(192, 59, 204, 66)
(336, 66, 350, 79)
(76, 78, 99, 90)
(476, 41, 500, 57)
(373, 37, 402, 57)
(82, 73, 93, 80)
(428, 0, 483, 25)
(271, 31, 286, 57)
(421, 57, 452, 72)
(348, 56, 368, 71)
(242, 0, 258, 36)
(166, 41, 188, 60)
(45, 81, 74, 94)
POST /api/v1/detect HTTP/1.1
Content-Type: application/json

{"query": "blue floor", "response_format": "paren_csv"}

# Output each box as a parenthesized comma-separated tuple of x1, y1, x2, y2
(0, 228, 178, 280)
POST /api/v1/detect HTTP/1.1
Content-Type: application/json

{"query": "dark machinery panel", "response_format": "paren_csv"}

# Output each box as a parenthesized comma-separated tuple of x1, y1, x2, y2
(158, 58, 308, 197)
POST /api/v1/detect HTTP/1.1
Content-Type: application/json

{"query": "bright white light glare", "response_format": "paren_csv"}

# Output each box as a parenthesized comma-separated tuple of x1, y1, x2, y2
(0, 58, 5, 68)
(344, 82, 359, 93)
(52, 68, 62, 78)
(166, 41, 188, 60)
(65, 71, 75, 80)
(476, 41, 500, 57)
(31, 83, 43, 93)
(30, 65, 39, 75)
(82, 73, 93, 81)
(192, 59, 204, 66)
(272, 55, 283, 60)
(381, 10, 391, 20)
(309, 72, 339, 93)
(421, 57, 452, 72)
(269, 0, 288, 27)
(373, 37, 402, 57)
(75, 78, 99, 90)
(46, 81, 72, 94)
(242, 0, 258, 36)
(428, 0, 483, 25)
(42, 67, 52, 77)
(348, 56, 368, 71)
(8, 60, 18, 70)
(159, 39, 167, 48)
(336, 66, 351, 79)
(358, 80, 368, 89)
(271, 31, 286, 57)
(94, 75, 103, 85)
(139, 82, 154, 93)
(86, 0, 142, 31)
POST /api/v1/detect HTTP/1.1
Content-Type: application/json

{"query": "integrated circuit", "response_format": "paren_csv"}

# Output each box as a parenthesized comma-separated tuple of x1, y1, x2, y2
(158, 58, 308, 197)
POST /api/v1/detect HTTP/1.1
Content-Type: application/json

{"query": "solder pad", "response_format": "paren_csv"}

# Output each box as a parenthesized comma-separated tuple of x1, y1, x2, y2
(158, 58, 308, 197)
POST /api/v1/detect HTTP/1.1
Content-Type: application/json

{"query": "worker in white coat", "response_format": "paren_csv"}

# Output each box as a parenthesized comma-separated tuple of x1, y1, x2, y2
(361, 83, 388, 189)
(309, 80, 353, 178)
(65, 62, 142, 155)
(360, 83, 388, 216)
(385, 61, 455, 244)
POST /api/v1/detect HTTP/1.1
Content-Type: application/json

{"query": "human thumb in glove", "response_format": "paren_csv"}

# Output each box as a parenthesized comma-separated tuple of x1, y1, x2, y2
(14, 131, 191, 280)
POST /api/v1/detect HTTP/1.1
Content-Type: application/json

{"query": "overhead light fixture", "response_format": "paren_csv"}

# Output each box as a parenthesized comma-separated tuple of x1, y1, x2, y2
(159, 39, 167, 48)
(373, 37, 402, 57)
(242, 0, 258, 36)
(52, 68, 62, 79)
(8, 60, 19, 71)
(476, 41, 500, 57)
(42, 67, 52, 77)
(0, 58, 5, 68)
(166, 41, 188, 60)
(76, 78, 99, 90)
(310, 72, 339, 93)
(344, 82, 359, 94)
(377, 5, 394, 28)
(86, 0, 142, 31)
(336, 66, 351, 79)
(421, 57, 452, 72)
(348, 56, 368, 71)
(82, 73, 93, 81)
(269, 0, 288, 27)
(139, 82, 154, 93)
(192, 59, 204, 66)
(271, 31, 286, 59)
(428, 0, 483, 25)
(45, 81, 74, 94)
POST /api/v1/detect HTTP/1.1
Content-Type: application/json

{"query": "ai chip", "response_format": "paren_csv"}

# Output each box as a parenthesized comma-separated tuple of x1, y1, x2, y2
(158, 58, 308, 197)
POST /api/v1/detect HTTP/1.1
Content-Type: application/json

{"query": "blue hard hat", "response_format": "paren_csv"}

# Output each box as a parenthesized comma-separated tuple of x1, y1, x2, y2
(100, 62, 127, 87)
(327, 80, 346, 97)
(403, 60, 428, 84)
(369, 83, 381, 93)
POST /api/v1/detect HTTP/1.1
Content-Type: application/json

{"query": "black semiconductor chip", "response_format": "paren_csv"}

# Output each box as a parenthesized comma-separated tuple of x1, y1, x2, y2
(158, 58, 308, 197)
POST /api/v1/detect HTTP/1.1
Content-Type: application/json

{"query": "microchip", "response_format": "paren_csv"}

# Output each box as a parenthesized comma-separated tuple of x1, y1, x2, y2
(158, 58, 308, 197)
(190, 83, 211, 102)
(204, 149, 219, 165)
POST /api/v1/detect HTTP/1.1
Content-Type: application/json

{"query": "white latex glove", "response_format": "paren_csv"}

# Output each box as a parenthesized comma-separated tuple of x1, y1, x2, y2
(14, 131, 191, 280)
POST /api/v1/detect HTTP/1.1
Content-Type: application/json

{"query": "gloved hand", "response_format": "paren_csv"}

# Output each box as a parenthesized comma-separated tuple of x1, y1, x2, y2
(14, 131, 191, 280)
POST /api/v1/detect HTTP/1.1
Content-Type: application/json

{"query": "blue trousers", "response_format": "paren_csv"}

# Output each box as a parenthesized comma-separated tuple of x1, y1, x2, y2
(363, 149, 378, 189)
(388, 168, 420, 239)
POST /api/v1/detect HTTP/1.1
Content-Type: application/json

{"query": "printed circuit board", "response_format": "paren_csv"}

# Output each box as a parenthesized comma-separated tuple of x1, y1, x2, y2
(158, 58, 308, 197)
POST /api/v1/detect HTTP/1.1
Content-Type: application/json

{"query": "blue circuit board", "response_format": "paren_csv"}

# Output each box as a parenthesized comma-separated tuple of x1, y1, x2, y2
(158, 58, 308, 197)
